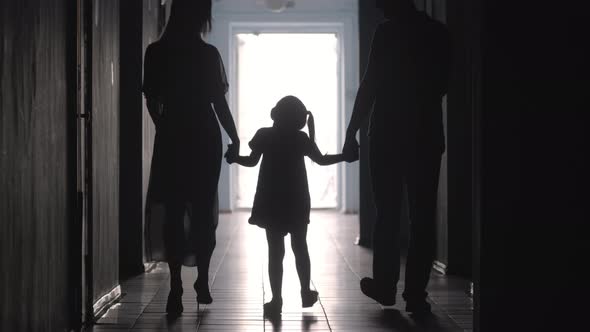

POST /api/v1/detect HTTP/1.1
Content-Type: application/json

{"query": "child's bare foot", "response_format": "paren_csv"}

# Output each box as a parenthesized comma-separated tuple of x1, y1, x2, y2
(301, 290, 319, 308)
(263, 298, 283, 317)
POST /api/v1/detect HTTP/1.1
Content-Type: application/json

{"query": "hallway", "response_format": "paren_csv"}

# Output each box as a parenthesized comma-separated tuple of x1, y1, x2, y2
(87, 212, 472, 332)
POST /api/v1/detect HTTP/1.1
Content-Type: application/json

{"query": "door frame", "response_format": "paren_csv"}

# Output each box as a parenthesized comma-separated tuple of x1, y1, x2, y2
(228, 22, 347, 210)
(210, 13, 359, 212)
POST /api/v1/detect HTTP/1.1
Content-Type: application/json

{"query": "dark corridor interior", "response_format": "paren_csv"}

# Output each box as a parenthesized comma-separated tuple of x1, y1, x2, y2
(1, 1, 588, 331)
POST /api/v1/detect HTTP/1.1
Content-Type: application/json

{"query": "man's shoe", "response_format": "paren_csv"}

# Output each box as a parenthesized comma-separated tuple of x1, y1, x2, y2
(360, 277, 396, 306)
(405, 299, 432, 315)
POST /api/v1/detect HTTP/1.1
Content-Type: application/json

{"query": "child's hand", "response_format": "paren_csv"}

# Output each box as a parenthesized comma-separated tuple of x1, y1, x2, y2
(224, 144, 239, 164)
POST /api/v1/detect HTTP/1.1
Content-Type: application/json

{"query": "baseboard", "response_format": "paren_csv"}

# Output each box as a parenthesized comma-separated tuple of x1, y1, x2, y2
(355, 236, 372, 248)
(433, 261, 447, 275)
(93, 285, 121, 320)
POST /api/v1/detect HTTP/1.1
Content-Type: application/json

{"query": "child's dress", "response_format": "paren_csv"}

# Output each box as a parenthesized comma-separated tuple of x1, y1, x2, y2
(248, 127, 315, 234)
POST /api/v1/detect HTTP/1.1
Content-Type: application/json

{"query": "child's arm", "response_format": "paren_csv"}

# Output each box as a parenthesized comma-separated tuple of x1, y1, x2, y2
(308, 142, 352, 166)
(233, 151, 262, 167)
(225, 145, 262, 167)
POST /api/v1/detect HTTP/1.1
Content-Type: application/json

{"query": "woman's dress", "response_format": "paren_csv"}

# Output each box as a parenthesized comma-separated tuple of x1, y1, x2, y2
(142, 39, 228, 266)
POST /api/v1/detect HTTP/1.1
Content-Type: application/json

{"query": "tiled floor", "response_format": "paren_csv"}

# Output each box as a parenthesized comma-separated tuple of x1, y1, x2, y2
(87, 212, 473, 332)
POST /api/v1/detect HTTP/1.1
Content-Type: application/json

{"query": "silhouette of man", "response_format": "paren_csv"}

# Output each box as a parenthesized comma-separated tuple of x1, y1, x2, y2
(343, 0, 450, 314)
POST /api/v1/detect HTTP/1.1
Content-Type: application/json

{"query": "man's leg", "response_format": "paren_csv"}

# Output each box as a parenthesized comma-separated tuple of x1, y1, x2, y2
(403, 153, 441, 312)
(360, 142, 403, 305)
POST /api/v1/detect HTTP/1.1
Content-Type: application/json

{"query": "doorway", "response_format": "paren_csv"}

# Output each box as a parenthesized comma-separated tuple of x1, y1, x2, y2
(232, 32, 342, 209)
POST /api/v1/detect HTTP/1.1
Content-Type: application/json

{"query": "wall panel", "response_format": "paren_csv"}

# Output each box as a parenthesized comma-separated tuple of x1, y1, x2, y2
(141, 0, 163, 264)
(119, 0, 163, 279)
(0, 0, 73, 330)
(91, 0, 120, 303)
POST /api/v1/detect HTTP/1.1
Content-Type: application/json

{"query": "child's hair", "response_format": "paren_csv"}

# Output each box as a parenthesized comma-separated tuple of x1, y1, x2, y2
(270, 96, 315, 142)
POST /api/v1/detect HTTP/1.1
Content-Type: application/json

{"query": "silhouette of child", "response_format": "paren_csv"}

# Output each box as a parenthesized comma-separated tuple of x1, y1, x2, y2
(225, 96, 358, 316)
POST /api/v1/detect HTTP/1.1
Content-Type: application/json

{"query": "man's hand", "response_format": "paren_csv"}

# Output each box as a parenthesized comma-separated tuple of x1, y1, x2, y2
(342, 135, 360, 163)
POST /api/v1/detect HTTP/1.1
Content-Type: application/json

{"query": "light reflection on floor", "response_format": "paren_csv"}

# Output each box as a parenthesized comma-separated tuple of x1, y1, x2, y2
(88, 212, 473, 331)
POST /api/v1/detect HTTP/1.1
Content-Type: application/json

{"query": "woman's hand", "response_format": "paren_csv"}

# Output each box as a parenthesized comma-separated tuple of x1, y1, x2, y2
(224, 143, 239, 164)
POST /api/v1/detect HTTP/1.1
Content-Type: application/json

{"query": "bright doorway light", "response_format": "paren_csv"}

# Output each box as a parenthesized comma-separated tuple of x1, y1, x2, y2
(234, 33, 340, 209)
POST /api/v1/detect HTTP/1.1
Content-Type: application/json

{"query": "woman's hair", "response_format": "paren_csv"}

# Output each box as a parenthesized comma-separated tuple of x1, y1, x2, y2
(271, 96, 315, 142)
(161, 0, 213, 42)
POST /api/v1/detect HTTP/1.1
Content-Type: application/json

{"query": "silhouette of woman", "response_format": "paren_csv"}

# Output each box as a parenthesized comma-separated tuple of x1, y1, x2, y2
(142, 0, 239, 315)
(225, 96, 358, 317)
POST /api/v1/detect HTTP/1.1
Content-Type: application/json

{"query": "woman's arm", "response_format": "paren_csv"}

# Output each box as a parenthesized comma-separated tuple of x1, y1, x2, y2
(212, 95, 240, 147)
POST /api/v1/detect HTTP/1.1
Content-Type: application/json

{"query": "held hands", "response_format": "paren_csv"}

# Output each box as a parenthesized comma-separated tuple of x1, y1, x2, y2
(224, 142, 240, 164)
(342, 135, 360, 163)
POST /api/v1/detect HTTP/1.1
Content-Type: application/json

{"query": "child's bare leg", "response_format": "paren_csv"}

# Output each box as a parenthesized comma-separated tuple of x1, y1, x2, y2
(266, 230, 286, 302)
(291, 226, 318, 307)
(290, 226, 311, 291)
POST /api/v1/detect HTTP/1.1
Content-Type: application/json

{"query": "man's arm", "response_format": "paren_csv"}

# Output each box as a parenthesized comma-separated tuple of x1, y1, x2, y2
(345, 78, 377, 140)
(344, 26, 382, 148)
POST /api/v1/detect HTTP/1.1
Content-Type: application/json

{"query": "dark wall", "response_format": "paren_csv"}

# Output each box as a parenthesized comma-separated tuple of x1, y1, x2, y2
(141, 1, 165, 263)
(119, 0, 163, 280)
(0, 0, 75, 330)
(417, 0, 451, 271)
(474, 1, 589, 331)
(444, 0, 473, 277)
(119, 0, 145, 279)
(91, 0, 120, 302)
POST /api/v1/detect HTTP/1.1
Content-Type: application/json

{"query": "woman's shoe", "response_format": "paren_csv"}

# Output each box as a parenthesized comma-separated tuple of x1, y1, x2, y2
(263, 298, 283, 318)
(301, 290, 319, 308)
(166, 290, 184, 315)
(194, 280, 213, 304)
